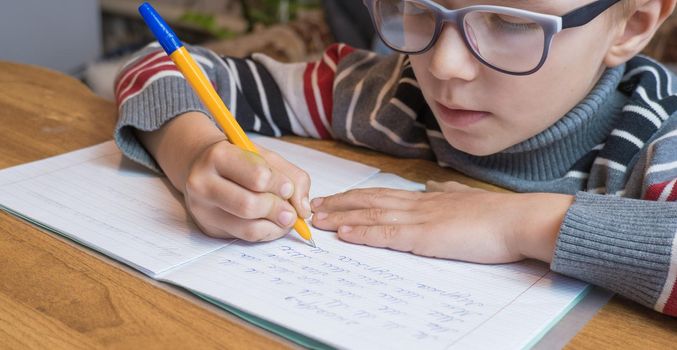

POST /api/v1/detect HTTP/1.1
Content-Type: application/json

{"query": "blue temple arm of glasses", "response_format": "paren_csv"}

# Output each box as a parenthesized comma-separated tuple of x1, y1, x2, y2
(562, 0, 622, 29)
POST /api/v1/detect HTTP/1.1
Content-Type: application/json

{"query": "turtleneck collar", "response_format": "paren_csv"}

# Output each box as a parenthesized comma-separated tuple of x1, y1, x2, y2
(432, 64, 628, 186)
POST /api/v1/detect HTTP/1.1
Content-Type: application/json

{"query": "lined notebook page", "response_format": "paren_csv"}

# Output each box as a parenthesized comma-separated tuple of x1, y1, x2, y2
(0, 139, 379, 276)
(162, 225, 588, 349)
(0, 142, 229, 276)
(0, 140, 589, 349)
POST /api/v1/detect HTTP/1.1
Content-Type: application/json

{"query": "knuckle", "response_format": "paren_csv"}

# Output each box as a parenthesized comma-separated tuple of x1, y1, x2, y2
(325, 211, 342, 224)
(366, 207, 386, 222)
(249, 165, 272, 192)
(359, 227, 371, 241)
(185, 174, 208, 197)
(291, 166, 309, 183)
(381, 225, 399, 242)
(233, 194, 260, 219)
(204, 143, 227, 161)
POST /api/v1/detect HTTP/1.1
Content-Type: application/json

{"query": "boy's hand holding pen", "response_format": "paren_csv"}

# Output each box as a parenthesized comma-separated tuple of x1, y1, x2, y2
(137, 3, 315, 246)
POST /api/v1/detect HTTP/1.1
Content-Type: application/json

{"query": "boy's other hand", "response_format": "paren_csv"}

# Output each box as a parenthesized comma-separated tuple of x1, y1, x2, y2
(310, 181, 573, 264)
(184, 141, 311, 242)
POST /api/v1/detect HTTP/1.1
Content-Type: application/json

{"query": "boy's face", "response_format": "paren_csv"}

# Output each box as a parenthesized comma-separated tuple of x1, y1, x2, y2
(409, 0, 620, 156)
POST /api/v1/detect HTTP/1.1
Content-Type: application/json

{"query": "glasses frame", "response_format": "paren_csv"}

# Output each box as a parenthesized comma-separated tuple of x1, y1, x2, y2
(363, 0, 622, 75)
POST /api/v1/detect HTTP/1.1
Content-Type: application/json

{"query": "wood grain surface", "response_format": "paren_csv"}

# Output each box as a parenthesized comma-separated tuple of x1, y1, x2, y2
(0, 61, 675, 349)
(0, 62, 292, 349)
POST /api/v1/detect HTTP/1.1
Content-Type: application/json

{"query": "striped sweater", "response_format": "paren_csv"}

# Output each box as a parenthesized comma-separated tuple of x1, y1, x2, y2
(114, 42, 677, 316)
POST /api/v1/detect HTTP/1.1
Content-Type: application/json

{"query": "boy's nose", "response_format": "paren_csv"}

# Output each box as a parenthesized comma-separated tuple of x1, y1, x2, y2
(428, 24, 480, 81)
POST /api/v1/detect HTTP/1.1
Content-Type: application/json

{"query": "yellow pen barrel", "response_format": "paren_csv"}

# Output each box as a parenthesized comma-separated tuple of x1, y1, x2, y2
(169, 47, 257, 152)
(294, 219, 311, 240)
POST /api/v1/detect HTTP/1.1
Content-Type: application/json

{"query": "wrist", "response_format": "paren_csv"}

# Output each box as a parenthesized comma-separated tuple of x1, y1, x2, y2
(137, 111, 226, 192)
(516, 193, 574, 263)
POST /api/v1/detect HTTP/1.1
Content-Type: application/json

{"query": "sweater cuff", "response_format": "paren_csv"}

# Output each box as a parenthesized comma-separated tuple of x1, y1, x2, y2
(114, 76, 208, 173)
(551, 191, 677, 310)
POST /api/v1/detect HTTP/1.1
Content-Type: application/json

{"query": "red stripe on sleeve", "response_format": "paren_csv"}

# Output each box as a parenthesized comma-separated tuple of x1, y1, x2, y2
(325, 44, 340, 66)
(663, 283, 677, 316)
(316, 58, 335, 125)
(325, 43, 355, 67)
(115, 52, 170, 94)
(304, 43, 355, 137)
(303, 62, 331, 139)
(643, 180, 671, 201)
(116, 63, 180, 104)
(337, 43, 355, 60)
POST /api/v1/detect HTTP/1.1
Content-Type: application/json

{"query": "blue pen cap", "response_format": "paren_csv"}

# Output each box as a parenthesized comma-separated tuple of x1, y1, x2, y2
(139, 2, 183, 55)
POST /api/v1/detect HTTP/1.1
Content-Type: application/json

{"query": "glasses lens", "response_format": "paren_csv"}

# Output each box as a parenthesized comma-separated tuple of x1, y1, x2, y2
(375, 0, 436, 53)
(464, 11, 546, 73)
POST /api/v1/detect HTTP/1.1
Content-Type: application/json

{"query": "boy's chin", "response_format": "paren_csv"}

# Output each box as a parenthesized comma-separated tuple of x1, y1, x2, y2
(453, 144, 501, 157)
(442, 130, 510, 156)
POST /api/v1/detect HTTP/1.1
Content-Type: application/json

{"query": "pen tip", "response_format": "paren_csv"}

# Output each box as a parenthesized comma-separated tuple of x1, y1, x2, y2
(308, 238, 317, 248)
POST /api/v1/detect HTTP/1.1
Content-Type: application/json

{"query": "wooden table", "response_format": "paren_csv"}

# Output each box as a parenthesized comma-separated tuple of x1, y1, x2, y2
(0, 62, 675, 349)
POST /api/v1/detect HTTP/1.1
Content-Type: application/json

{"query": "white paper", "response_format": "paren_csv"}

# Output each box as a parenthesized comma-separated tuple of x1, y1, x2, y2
(0, 138, 588, 349)
(0, 143, 229, 276)
(0, 139, 378, 276)
(162, 233, 587, 349)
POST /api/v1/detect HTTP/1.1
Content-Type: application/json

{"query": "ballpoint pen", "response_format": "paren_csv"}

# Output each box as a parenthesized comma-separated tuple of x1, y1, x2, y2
(138, 2, 316, 247)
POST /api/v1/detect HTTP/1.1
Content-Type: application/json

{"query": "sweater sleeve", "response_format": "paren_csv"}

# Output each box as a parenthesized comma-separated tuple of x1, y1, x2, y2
(114, 42, 434, 173)
(552, 192, 677, 315)
(552, 115, 677, 316)
(114, 42, 360, 172)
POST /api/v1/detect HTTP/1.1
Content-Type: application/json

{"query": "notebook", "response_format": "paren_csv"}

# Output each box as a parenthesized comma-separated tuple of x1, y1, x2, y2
(0, 135, 589, 349)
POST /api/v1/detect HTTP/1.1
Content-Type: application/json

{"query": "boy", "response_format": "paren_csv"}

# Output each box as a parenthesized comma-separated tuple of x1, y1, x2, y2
(114, 0, 677, 315)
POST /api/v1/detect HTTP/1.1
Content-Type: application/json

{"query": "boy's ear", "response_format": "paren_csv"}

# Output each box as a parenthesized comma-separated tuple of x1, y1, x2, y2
(604, 0, 677, 67)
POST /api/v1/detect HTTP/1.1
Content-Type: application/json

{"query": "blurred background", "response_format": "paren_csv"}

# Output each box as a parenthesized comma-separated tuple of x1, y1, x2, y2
(1, 0, 675, 101)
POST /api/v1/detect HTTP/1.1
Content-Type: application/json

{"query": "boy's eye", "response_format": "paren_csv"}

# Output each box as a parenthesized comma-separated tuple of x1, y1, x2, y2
(486, 13, 540, 32)
(401, 1, 430, 15)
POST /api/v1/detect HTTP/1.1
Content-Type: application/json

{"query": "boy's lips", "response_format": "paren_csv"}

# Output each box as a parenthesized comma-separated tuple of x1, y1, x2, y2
(435, 102, 490, 128)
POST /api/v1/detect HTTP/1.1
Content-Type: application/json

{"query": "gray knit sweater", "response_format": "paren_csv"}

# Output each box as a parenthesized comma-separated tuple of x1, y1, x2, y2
(114, 43, 677, 316)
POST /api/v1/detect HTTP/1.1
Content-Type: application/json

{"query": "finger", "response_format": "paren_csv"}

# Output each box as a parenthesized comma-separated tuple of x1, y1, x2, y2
(228, 191, 298, 229)
(185, 174, 297, 228)
(312, 208, 423, 231)
(186, 196, 290, 241)
(311, 188, 420, 212)
(425, 180, 477, 193)
(262, 148, 312, 219)
(207, 143, 295, 199)
(195, 206, 290, 242)
(336, 224, 421, 252)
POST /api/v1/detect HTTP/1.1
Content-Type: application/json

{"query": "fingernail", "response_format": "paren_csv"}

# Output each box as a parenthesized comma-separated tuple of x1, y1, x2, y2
(314, 212, 328, 220)
(339, 225, 352, 234)
(311, 197, 324, 209)
(280, 183, 293, 198)
(302, 197, 311, 217)
(278, 211, 295, 226)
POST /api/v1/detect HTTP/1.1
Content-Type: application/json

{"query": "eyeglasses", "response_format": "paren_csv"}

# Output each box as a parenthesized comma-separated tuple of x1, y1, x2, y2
(363, 0, 622, 75)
